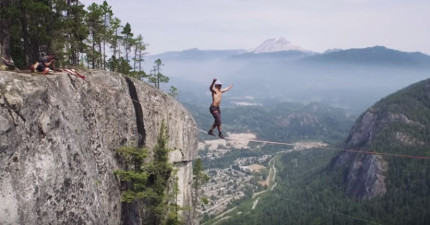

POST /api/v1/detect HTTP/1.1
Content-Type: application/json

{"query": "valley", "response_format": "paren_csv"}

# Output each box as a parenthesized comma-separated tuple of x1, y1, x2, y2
(194, 78, 430, 225)
(197, 132, 331, 223)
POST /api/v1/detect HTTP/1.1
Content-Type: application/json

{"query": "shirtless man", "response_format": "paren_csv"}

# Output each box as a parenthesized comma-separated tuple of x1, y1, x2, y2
(208, 78, 234, 139)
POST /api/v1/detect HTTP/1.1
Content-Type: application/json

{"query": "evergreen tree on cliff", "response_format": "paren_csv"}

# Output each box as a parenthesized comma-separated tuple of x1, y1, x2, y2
(0, 0, 140, 71)
(0, 0, 89, 68)
(149, 59, 169, 89)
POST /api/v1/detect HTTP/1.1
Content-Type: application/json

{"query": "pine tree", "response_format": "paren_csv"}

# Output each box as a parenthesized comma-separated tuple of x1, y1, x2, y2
(115, 122, 182, 225)
(109, 17, 122, 59)
(0, 0, 21, 66)
(0, 0, 11, 61)
(100, 1, 112, 70)
(86, 2, 103, 68)
(145, 122, 174, 225)
(0, 0, 147, 73)
(131, 34, 147, 79)
(192, 158, 209, 219)
(148, 59, 169, 89)
(117, 56, 132, 74)
(168, 86, 180, 99)
(114, 146, 149, 203)
(121, 22, 133, 62)
(52, 0, 88, 67)
(21, 0, 52, 64)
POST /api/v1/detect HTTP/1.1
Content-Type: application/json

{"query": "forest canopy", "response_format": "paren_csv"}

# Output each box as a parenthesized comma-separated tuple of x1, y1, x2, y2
(0, 0, 145, 76)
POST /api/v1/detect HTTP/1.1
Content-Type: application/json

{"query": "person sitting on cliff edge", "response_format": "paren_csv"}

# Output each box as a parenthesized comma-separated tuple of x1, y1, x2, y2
(208, 78, 234, 139)
(30, 53, 56, 74)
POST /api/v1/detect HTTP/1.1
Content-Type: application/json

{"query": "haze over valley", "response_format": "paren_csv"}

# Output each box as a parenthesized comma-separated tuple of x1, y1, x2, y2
(146, 37, 430, 115)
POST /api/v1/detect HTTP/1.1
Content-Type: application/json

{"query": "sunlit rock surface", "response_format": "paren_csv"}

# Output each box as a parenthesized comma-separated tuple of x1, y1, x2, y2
(0, 70, 197, 225)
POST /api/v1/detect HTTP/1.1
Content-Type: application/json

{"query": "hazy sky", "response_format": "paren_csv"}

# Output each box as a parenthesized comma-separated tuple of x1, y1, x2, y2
(81, 0, 430, 55)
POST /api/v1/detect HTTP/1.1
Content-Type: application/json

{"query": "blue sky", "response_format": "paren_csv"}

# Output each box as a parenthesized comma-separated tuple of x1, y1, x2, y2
(81, 0, 430, 55)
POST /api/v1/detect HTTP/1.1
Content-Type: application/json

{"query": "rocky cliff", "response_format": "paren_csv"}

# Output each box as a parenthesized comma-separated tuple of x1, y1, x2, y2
(0, 70, 198, 224)
(334, 78, 430, 200)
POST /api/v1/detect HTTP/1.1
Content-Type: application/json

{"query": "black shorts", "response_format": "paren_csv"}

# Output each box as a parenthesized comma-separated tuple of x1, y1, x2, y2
(36, 62, 46, 72)
(209, 105, 221, 125)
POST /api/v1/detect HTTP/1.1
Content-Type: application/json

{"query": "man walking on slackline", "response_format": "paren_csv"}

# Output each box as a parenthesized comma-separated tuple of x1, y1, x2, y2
(208, 78, 234, 139)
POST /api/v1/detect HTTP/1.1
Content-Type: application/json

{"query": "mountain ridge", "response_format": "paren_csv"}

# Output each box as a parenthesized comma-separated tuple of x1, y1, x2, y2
(144, 44, 430, 116)
(334, 78, 430, 200)
(301, 46, 430, 68)
(147, 45, 430, 67)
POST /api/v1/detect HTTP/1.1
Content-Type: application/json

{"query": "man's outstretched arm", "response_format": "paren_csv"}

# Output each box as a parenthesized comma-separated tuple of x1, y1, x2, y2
(221, 84, 234, 93)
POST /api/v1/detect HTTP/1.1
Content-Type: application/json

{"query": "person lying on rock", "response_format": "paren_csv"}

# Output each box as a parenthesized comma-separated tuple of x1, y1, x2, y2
(30, 53, 56, 74)
(208, 78, 234, 139)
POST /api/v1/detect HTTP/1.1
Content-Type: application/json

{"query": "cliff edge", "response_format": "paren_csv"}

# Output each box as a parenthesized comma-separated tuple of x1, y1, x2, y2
(334, 78, 430, 200)
(0, 70, 198, 224)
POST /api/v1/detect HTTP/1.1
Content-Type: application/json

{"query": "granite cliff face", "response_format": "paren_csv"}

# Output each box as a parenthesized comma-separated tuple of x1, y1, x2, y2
(334, 78, 430, 200)
(0, 70, 198, 224)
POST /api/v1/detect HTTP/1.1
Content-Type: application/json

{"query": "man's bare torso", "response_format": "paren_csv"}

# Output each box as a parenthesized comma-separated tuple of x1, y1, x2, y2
(211, 88, 222, 107)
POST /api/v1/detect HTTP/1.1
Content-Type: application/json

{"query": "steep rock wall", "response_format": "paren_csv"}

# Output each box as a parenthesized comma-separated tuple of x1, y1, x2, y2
(0, 70, 198, 224)
(334, 78, 430, 200)
(333, 108, 393, 200)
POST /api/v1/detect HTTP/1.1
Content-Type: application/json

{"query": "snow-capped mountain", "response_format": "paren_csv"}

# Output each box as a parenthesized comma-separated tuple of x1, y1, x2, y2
(252, 37, 307, 53)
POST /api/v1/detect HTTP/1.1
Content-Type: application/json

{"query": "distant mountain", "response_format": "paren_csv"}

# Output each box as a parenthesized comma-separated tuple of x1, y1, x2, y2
(144, 44, 430, 115)
(334, 78, 430, 200)
(146, 48, 246, 61)
(148, 45, 430, 68)
(252, 37, 307, 53)
(232, 50, 313, 60)
(302, 46, 430, 68)
(146, 38, 314, 62)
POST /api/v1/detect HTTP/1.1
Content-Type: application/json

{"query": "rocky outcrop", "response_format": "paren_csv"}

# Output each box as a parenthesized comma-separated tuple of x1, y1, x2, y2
(281, 112, 319, 127)
(343, 154, 388, 200)
(333, 108, 401, 200)
(0, 70, 198, 224)
(343, 109, 424, 148)
(334, 78, 430, 200)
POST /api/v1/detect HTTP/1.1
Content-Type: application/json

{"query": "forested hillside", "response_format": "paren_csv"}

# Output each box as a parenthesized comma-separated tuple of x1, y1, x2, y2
(220, 147, 429, 225)
(217, 78, 430, 225)
(335, 77, 430, 199)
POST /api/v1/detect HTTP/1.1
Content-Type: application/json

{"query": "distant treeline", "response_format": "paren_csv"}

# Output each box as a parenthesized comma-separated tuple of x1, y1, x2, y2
(0, 0, 145, 76)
